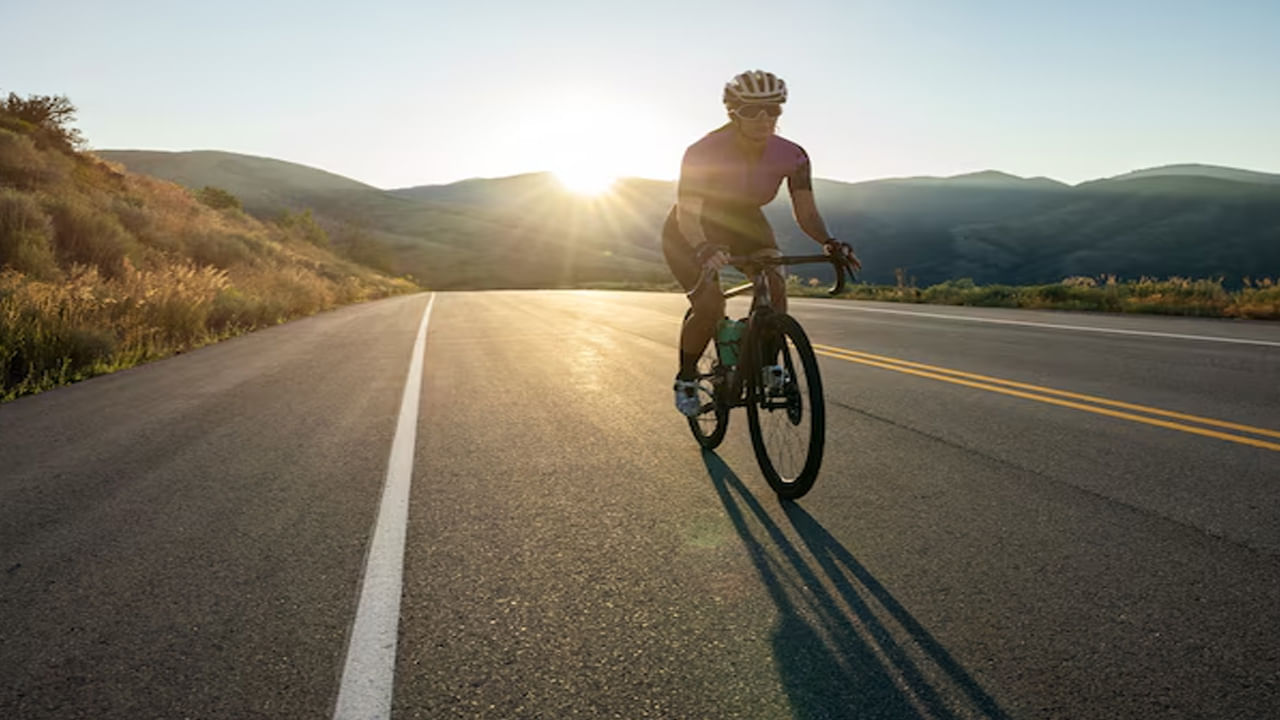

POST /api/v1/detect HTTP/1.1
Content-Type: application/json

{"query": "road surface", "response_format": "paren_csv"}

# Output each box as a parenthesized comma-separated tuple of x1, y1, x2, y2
(2, 291, 1278, 718)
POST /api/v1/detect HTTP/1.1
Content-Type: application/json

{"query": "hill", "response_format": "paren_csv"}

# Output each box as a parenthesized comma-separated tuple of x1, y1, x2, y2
(98, 151, 672, 290)
(778, 170, 1280, 286)
(1101, 164, 1280, 186)
(95, 149, 377, 201)
(0, 95, 414, 400)
(100, 151, 1280, 289)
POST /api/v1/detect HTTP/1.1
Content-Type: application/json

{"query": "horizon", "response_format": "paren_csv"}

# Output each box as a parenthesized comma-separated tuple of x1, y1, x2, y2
(6, 1, 1279, 188)
(94, 148, 1280, 192)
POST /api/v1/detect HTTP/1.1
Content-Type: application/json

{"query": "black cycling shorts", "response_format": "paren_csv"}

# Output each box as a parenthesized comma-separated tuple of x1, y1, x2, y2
(661, 204, 777, 291)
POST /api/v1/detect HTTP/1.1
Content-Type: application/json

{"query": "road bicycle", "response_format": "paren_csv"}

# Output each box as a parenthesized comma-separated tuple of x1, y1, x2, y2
(684, 252, 857, 500)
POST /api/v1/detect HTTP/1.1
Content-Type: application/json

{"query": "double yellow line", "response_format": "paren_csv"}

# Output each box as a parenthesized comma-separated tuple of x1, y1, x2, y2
(812, 344, 1280, 452)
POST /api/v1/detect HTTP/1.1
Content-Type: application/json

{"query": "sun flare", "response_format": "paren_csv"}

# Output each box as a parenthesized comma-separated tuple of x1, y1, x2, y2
(555, 167, 617, 196)
(521, 94, 676, 195)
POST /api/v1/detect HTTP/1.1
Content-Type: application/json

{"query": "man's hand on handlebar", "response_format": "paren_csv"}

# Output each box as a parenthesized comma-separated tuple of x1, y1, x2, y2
(822, 239, 862, 272)
(695, 243, 731, 272)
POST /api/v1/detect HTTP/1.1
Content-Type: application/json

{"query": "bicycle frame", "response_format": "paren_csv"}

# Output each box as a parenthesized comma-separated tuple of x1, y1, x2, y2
(698, 253, 855, 410)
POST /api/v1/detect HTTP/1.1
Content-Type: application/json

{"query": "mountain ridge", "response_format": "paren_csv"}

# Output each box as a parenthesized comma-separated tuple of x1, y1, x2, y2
(1100, 163, 1280, 186)
(97, 149, 1280, 289)
(103, 149, 1280, 193)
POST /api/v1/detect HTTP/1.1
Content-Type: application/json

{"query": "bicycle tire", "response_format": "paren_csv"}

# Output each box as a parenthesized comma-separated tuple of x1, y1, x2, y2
(683, 311, 730, 450)
(745, 312, 825, 499)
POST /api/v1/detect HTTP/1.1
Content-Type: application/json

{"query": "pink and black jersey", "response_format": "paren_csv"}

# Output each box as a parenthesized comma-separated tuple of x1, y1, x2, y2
(664, 125, 812, 257)
(677, 125, 812, 207)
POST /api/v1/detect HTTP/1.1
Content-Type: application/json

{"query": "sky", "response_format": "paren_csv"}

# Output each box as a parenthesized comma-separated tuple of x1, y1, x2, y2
(3, 0, 1279, 190)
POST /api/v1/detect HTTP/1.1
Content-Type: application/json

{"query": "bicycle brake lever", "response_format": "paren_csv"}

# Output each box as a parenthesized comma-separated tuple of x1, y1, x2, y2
(828, 256, 848, 297)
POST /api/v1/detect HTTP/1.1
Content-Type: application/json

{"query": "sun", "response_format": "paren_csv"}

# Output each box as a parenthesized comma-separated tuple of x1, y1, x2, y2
(554, 166, 617, 196)
(519, 93, 673, 195)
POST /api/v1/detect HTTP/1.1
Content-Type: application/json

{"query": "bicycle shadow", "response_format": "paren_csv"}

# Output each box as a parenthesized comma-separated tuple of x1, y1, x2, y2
(701, 452, 1011, 720)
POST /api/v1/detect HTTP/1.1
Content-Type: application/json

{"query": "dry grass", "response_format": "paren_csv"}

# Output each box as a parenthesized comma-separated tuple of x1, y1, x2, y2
(785, 274, 1280, 320)
(0, 120, 416, 401)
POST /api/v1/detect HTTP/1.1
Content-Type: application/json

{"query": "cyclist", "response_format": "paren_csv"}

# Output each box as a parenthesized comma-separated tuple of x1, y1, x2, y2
(665, 69, 860, 417)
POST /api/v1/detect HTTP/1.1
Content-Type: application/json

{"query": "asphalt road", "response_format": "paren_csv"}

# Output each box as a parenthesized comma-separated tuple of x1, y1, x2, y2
(1, 290, 1278, 719)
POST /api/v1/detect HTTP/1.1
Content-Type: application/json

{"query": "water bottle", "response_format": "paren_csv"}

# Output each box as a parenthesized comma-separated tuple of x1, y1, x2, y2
(716, 317, 745, 367)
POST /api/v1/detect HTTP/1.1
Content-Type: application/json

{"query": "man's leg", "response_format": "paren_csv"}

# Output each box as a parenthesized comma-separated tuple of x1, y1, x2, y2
(663, 225, 725, 381)
(680, 280, 725, 379)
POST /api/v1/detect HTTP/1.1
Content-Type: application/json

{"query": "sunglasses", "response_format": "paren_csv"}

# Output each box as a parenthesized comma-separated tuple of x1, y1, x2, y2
(732, 104, 782, 119)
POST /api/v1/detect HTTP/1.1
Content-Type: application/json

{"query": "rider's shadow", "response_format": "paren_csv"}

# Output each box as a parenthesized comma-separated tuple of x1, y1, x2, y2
(701, 452, 1011, 720)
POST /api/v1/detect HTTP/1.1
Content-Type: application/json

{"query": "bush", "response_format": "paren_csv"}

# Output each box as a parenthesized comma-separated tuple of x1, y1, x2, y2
(196, 186, 242, 211)
(277, 209, 329, 247)
(110, 195, 165, 250)
(43, 196, 138, 277)
(185, 229, 254, 269)
(208, 287, 268, 333)
(0, 128, 69, 190)
(1122, 277, 1231, 317)
(921, 277, 976, 305)
(0, 189, 59, 279)
(1232, 284, 1280, 320)
(264, 267, 333, 317)
(969, 284, 1019, 307)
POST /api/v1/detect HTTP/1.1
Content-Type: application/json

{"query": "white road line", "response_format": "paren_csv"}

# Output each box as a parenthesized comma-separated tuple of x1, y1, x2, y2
(333, 293, 435, 720)
(793, 301, 1280, 348)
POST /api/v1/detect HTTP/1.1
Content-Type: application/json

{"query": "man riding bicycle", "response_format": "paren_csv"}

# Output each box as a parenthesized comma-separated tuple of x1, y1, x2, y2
(664, 69, 861, 417)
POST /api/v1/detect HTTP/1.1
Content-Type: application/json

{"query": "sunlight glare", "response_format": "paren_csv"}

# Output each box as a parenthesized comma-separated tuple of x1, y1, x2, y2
(555, 166, 617, 195)
(527, 94, 674, 195)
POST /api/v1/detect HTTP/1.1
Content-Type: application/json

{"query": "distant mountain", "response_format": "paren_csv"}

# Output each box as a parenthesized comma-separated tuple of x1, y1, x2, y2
(1100, 164, 1280, 186)
(878, 170, 1069, 191)
(935, 176, 1280, 284)
(98, 151, 671, 289)
(390, 172, 559, 207)
(798, 170, 1280, 285)
(99, 150, 1280, 289)
(99, 150, 376, 198)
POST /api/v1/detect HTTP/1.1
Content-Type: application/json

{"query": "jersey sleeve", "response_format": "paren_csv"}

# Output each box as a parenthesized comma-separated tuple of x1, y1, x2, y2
(786, 146, 813, 193)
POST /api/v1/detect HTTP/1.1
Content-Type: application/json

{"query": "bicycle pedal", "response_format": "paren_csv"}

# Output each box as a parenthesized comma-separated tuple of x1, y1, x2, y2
(762, 364, 789, 393)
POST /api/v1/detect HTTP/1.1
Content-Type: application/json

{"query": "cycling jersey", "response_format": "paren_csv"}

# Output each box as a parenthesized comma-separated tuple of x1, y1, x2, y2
(679, 124, 812, 206)
(663, 124, 812, 259)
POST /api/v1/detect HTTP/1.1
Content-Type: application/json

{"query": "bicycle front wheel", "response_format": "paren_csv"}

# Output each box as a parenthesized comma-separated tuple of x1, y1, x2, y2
(745, 313, 825, 499)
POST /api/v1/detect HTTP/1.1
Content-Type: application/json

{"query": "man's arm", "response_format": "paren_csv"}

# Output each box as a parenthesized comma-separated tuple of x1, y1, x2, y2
(791, 184, 862, 271)
(790, 188, 831, 244)
(677, 195, 710, 249)
(787, 151, 831, 245)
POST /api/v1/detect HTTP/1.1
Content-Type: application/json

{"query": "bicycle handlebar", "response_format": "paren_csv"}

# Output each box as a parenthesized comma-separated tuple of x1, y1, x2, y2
(692, 253, 858, 298)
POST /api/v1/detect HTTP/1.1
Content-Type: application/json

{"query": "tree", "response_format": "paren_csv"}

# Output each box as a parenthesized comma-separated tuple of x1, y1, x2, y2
(0, 92, 85, 151)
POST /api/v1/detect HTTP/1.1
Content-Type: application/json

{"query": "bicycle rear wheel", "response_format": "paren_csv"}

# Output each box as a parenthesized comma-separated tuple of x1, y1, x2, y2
(745, 313, 825, 499)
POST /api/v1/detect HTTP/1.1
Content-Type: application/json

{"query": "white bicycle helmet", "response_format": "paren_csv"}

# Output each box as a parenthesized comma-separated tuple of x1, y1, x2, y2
(723, 70, 788, 106)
